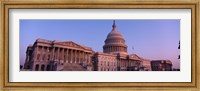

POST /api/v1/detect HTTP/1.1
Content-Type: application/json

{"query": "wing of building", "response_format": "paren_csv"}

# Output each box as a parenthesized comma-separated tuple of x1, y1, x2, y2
(24, 39, 93, 71)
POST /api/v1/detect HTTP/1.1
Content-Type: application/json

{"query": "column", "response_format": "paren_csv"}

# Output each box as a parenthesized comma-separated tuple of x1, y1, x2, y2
(78, 51, 81, 63)
(74, 50, 77, 63)
(72, 50, 74, 63)
(66, 49, 68, 63)
(76, 50, 78, 63)
(62, 48, 64, 63)
(37, 46, 40, 61)
(64, 49, 66, 63)
(60, 48, 62, 62)
(58, 47, 60, 63)
(45, 47, 48, 62)
(69, 49, 71, 63)
(79, 51, 82, 63)
(81, 51, 83, 63)
(67, 49, 69, 63)
(43, 47, 45, 62)
(86, 53, 89, 64)
(63, 49, 65, 63)
(34, 46, 38, 61)
(88, 54, 91, 64)
(74, 50, 76, 63)
(83, 52, 85, 63)
(56, 47, 58, 61)
(38, 64, 41, 71)
(39, 46, 43, 61)
(42, 46, 44, 61)
(71, 49, 73, 63)
(51, 47, 55, 61)
(85, 53, 87, 64)
(55, 48, 57, 61)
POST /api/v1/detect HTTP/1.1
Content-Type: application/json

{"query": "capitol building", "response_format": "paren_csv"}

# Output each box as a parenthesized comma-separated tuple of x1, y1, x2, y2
(23, 21, 172, 71)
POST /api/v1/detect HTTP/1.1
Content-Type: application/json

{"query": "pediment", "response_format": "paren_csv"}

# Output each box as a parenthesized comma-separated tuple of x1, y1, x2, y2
(129, 54, 141, 60)
(55, 41, 86, 49)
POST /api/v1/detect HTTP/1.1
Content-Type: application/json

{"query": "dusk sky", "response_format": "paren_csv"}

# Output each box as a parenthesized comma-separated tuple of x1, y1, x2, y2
(20, 20, 180, 69)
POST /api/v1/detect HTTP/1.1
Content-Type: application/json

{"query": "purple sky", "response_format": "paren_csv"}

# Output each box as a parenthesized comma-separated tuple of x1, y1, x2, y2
(20, 20, 180, 69)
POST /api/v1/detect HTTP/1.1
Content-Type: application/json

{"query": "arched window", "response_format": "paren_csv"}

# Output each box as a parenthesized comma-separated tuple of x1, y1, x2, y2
(35, 64, 39, 71)
(47, 65, 50, 71)
(41, 64, 45, 71)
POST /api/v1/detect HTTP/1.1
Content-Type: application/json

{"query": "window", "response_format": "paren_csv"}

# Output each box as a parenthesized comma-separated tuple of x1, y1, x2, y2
(47, 65, 50, 71)
(48, 55, 50, 60)
(100, 61, 103, 66)
(41, 64, 45, 71)
(42, 55, 45, 60)
(37, 54, 40, 60)
(35, 64, 39, 71)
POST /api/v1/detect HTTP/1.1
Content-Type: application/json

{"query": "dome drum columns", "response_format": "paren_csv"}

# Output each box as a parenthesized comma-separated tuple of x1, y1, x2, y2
(103, 46, 127, 53)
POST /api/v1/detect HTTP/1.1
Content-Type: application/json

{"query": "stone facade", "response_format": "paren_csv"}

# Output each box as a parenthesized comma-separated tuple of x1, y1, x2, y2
(24, 39, 93, 71)
(23, 20, 173, 71)
(93, 52, 117, 71)
(140, 58, 151, 71)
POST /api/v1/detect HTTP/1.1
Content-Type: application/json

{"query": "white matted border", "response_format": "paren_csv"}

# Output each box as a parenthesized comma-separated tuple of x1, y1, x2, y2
(9, 9, 191, 82)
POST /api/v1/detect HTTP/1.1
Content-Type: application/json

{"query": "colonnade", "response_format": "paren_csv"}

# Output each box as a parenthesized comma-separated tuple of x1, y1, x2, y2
(104, 46, 127, 53)
(34, 46, 92, 64)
